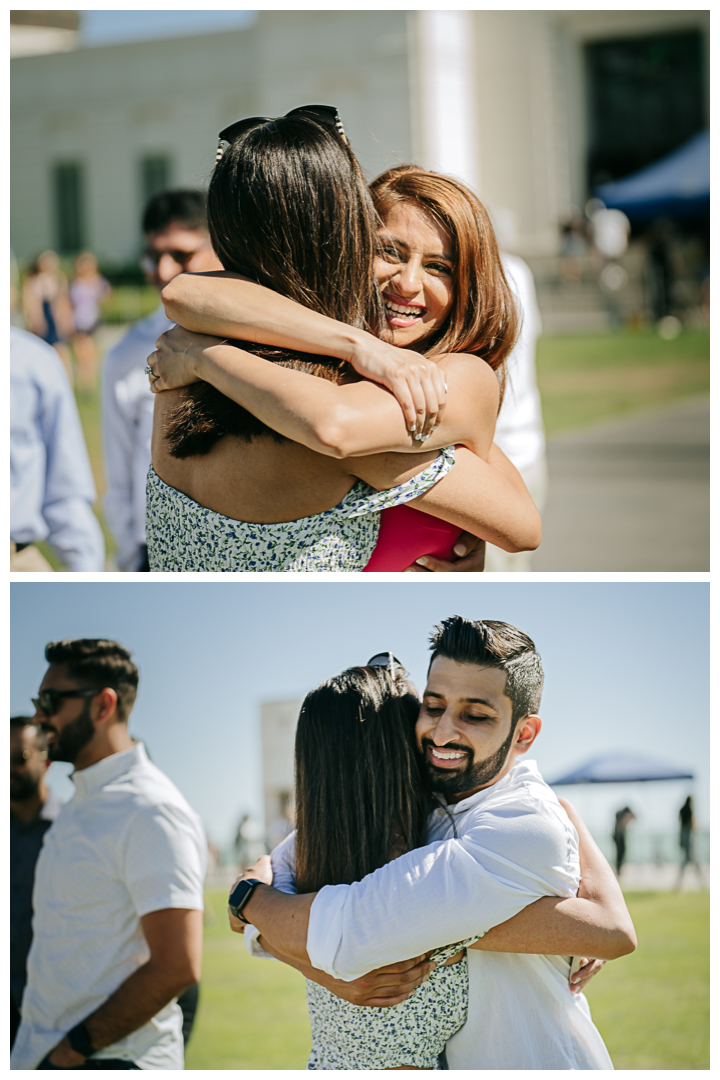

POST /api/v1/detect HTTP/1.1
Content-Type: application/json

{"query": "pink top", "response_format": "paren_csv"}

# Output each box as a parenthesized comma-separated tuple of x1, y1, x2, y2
(362, 504, 462, 572)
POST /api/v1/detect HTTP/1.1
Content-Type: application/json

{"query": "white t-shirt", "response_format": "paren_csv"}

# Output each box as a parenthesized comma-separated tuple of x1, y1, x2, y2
(304, 759, 612, 1070)
(495, 254, 546, 473)
(10, 743, 206, 1071)
(102, 307, 174, 570)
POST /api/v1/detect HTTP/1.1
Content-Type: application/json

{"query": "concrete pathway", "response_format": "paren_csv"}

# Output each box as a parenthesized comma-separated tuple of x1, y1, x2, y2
(533, 397, 709, 571)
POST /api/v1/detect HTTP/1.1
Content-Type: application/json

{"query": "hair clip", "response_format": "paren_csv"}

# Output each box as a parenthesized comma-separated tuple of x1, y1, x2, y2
(335, 116, 348, 145)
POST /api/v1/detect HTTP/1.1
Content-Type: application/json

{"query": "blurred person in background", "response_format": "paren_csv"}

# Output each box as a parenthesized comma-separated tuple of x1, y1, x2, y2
(484, 253, 546, 572)
(676, 796, 701, 887)
(11, 639, 206, 1070)
(10, 717, 63, 1048)
(69, 252, 112, 394)
(11, 326, 105, 572)
(21, 250, 75, 379)
(612, 806, 636, 876)
(102, 190, 222, 571)
(559, 209, 589, 284)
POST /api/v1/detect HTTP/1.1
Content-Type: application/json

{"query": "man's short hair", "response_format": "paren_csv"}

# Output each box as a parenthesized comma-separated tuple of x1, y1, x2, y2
(44, 639, 139, 723)
(428, 616, 543, 728)
(142, 189, 207, 235)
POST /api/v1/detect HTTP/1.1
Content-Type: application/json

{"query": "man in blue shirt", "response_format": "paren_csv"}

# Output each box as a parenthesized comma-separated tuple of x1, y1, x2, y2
(11, 326, 104, 571)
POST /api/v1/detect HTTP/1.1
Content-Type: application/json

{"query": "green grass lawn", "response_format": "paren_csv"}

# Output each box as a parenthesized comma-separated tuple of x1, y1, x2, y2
(536, 328, 709, 434)
(186, 890, 708, 1070)
(584, 892, 709, 1070)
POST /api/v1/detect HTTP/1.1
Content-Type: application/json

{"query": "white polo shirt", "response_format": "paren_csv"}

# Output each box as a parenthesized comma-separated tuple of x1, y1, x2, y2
(305, 759, 612, 1070)
(11, 743, 206, 1071)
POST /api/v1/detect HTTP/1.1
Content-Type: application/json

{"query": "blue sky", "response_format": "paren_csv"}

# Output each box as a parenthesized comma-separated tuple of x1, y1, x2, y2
(11, 582, 708, 850)
(80, 10, 256, 48)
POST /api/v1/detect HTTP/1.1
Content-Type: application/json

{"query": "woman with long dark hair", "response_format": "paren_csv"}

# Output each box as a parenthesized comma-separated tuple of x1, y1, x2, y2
(237, 657, 628, 1069)
(146, 109, 539, 571)
(261, 660, 478, 1069)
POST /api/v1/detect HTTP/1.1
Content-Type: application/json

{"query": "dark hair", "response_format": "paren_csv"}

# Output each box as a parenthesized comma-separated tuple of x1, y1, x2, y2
(142, 189, 208, 236)
(294, 664, 432, 895)
(428, 617, 543, 728)
(11, 715, 36, 728)
(11, 716, 47, 749)
(163, 115, 386, 458)
(44, 639, 139, 723)
(370, 165, 520, 404)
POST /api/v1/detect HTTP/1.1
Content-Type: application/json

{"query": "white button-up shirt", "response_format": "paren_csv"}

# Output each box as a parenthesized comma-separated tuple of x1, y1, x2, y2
(11, 743, 206, 1071)
(304, 759, 612, 1070)
(102, 307, 174, 570)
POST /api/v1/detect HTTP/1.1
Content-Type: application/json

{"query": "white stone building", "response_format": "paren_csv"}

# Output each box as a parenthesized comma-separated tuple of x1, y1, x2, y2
(11, 9, 709, 267)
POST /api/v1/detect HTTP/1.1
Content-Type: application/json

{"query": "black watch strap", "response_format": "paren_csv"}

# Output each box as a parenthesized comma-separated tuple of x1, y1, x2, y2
(67, 1021, 95, 1058)
(228, 877, 264, 922)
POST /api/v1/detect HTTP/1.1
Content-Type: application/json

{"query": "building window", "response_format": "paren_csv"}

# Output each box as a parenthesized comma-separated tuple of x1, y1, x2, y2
(140, 155, 173, 208)
(586, 31, 705, 189)
(53, 162, 85, 253)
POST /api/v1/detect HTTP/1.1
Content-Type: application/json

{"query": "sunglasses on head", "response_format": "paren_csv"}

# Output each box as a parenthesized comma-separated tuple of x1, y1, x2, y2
(32, 688, 102, 718)
(216, 105, 348, 163)
(367, 652, 402, 679)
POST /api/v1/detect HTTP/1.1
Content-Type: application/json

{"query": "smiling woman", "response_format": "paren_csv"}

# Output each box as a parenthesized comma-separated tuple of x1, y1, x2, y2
(375, 203, 454, 345)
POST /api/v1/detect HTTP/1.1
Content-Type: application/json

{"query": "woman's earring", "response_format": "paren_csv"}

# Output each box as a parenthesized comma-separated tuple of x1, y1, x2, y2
(215, 140, 225, 164)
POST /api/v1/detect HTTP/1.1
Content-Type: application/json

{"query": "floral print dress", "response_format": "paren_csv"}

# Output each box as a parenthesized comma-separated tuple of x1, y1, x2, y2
(305, 937, 480, 1070)
(145, 449, 455, 572)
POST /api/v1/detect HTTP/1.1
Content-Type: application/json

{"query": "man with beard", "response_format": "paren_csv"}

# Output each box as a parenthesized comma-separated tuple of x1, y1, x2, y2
(10, 718, 63, 1047)
(11, 639, 206, 1071)
(233, 617, 631, 1069)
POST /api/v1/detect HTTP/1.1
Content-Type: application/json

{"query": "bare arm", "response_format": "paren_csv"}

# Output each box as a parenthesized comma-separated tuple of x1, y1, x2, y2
(406, 446, 541, 552)
(348, 446, 541, 553)
(48, 908, 203, 1067)
(161, 272, 447, 436)
(471, 802, 636, 960)
(149, 327, 498, 458)
(162, 272, 384, 366)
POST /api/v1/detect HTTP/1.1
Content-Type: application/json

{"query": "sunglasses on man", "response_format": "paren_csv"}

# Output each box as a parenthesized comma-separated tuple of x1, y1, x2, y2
(139, 241, 212, 275)
(32, 688, 102, 718)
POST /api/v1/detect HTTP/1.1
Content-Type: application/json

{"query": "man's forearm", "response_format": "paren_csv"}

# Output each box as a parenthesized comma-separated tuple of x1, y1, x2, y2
(472, 893, 633, 960)
(242, 885, 314, 966)
(473, 804, 637, 960)
(83, 958, 195, 1051)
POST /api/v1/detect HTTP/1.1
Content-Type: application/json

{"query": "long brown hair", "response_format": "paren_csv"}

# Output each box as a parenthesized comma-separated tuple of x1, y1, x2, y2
(293, 664, 433, 895)
(164, 115, 386, 457)
(370, 164, 519, 399)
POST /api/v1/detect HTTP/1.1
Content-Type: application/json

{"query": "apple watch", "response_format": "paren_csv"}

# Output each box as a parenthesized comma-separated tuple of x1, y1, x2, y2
(228, 878, 264, 923)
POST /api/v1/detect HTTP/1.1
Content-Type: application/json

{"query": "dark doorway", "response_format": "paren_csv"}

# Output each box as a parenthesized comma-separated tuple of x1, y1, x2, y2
(53, 162, 85, 253)
(586, 31, 705, 189)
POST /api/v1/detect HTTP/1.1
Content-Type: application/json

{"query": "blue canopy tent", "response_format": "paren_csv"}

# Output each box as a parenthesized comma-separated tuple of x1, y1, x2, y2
(548, 752, 694, 786)
(595, 131, 710, 222)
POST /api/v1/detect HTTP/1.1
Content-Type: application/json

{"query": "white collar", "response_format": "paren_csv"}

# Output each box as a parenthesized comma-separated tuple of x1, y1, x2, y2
(71, 742, 146, 797)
